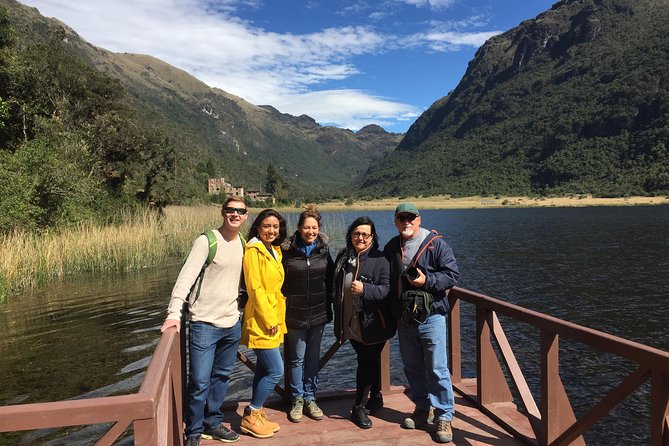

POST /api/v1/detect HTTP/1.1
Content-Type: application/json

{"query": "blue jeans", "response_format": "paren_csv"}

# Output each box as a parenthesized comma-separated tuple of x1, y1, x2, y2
(397, 313, 454, 421)
(186, 320, 241, 437)
(251, 347, 284, 408)
(285, 324, 325, 401)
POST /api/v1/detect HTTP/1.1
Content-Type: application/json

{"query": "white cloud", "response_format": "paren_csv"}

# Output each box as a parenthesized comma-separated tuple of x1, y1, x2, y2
(369, 11, 390, 21)
(275, 90, 422, 131)
(20, 0, 495, 130)
(423, 30, 500, 50)
(399, 28, 500, 52)
(397, 0, 457, 9)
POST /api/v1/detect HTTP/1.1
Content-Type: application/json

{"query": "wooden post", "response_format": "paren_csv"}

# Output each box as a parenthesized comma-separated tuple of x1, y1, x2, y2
(448, 295, 462, 384)
(477, 307, 513, 404)
(380, 341, 391, 392)
(134, 417, 158, 445)
(650, 368, 669, 446)
(171, 332, 184, 446)
(284, 340, 292, 403)
(540, 330, 584, 446)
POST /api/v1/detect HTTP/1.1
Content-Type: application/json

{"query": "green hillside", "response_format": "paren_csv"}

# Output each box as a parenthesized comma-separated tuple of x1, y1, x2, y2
(361, 0, 669, 198)
(0, 0, 401, 232)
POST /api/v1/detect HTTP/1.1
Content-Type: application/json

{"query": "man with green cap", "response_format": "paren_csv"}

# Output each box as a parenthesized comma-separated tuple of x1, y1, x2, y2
(383, 203, 460, 443)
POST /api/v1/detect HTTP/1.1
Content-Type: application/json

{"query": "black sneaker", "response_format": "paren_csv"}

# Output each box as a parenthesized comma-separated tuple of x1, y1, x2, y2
(185, 436, 201, 446)
(365, 392, 384, 414)
(202, 424, 240, 443)
(351, 405, 372, 429)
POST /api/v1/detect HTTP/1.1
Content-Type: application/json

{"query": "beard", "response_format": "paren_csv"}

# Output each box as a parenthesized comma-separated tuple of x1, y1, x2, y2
(400, 227, 415, 238)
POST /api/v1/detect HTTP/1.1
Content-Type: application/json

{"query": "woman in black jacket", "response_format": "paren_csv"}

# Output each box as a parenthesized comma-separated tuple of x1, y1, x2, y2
(281, 205, 334, 423)
(333, 216, 396, 429)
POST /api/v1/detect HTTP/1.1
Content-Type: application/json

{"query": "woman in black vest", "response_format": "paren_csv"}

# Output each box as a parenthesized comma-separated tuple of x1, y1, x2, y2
(281, 205, 334, 423)
(333, 216, 396, 429)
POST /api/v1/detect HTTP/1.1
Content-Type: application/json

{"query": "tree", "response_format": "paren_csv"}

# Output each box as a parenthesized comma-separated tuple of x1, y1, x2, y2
(264, 162, 292, 204)
(265, 162, 280, 194)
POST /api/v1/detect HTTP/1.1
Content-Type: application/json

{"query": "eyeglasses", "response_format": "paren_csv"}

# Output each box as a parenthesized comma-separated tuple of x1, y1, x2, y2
(395, 214, 417, 223)
(352, 232, 372, 240)
(224, 207, 248, 215)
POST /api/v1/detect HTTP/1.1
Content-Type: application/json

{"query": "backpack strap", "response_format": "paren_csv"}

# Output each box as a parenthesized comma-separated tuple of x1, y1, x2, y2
(190, 230, 218, 306)
(192, 230, 246, 308)
(412, 231, 442, 267)
(204, 229, 218, 267)
(237, 232, 248, 310)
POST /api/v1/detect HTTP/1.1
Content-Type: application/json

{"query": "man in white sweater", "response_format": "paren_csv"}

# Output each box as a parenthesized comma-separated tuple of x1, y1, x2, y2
(161, 197, 249, 445)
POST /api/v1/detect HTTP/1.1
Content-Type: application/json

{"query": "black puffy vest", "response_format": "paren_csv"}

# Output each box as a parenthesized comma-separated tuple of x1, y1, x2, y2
(281, 233, 334, 329)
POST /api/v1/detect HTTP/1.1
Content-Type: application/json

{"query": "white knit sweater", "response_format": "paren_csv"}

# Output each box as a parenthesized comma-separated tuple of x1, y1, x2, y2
(165, 230, 243, 328)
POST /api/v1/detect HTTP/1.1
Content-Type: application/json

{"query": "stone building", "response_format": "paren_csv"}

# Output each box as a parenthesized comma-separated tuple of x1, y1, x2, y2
(208, 178, 244, 197)
(208, 178, 275, 202)
(246, 190, 276, 205)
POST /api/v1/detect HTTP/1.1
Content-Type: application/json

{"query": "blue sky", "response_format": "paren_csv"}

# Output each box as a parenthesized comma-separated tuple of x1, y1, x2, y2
(19, 0, 556, 133)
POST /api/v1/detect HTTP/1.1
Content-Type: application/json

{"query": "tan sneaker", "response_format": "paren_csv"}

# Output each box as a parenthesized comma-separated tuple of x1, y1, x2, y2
(436, 419, 453, 443)
(260, 408, 281, 433)
(289, 397, 303, 423)
(401, 407, 434, 429)
(304, 400, 323, 420)
(240, 407, 274, 438)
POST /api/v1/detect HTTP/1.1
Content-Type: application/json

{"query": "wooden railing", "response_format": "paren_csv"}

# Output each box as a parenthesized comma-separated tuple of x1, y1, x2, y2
(1, 286, 668, 445)
(0, 325, 184, 446)
(447, 286, 669, 446)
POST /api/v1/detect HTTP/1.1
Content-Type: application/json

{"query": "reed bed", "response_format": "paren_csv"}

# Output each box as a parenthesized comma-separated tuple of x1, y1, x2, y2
(0, 204, 357, 301)
(0, 206, 223, 301)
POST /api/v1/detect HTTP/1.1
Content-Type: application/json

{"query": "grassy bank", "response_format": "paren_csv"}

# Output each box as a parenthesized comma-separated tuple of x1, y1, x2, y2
(0, 206, 223, 302)
(291, 194, 669, 212)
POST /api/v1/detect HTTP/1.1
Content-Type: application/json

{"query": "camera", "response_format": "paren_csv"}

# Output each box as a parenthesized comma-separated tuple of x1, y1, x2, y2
(404, 266, 419, 280)
(358, 275, 373, 284)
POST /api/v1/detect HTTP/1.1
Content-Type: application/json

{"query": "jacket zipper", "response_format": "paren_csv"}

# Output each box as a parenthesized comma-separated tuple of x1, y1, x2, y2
(306, 256, 310, 327)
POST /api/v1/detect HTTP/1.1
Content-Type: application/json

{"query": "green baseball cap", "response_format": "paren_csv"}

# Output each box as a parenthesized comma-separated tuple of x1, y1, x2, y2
(394, 203, 420, 216)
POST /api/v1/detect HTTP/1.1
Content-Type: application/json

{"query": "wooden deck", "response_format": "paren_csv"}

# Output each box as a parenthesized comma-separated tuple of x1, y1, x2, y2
(207, 386, 527, 445)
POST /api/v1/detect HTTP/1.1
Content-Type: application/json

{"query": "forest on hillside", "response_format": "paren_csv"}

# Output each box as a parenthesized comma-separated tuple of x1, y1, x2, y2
(0, 9, 204, 233)
(360, 0, 669, 199)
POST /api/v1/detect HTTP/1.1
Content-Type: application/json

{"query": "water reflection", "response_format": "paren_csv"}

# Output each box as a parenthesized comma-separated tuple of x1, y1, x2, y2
(1, 205, 668, 445)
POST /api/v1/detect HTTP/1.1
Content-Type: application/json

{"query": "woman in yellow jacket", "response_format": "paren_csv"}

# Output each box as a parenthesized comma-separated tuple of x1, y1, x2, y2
(240, 208, 288, 439)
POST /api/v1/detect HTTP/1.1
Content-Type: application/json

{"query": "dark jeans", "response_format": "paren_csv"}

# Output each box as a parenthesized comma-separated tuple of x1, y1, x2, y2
(186, 320, 241, 437)
(350, 339, 386, 406)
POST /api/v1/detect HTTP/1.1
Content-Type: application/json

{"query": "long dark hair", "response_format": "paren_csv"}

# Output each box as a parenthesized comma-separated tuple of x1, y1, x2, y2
(247, 208, 287, 246)
(345, 216, 379, 251)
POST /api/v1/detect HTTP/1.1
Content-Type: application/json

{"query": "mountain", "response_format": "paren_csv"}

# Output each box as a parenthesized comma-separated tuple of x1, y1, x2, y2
(360, 0, 669, 198)
(1, 0, 401, 204)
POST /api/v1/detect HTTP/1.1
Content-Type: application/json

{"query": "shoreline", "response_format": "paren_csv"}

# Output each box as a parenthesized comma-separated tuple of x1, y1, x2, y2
(269, 194, 669, 212)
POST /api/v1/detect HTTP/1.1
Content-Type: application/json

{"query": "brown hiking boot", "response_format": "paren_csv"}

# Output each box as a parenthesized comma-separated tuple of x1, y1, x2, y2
(401, 407, 434, 429)
(436, 418, 453, 443)
(240, 407, 274, 438)
(260, 408, 280, 433)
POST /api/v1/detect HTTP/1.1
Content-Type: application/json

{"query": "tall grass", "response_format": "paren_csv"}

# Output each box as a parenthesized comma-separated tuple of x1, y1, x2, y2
(0, 205, 359, 302)
(0, 206, 224, 302)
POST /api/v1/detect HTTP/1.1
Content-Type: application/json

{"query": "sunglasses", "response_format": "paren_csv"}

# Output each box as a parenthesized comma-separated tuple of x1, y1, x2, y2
(352, 232, 372, 240)
(224, 207, 248, 215)
(395, 214, 417, 223)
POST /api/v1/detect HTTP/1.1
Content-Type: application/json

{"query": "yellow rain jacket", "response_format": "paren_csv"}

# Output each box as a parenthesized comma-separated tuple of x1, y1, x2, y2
(241, 237, 287, 349)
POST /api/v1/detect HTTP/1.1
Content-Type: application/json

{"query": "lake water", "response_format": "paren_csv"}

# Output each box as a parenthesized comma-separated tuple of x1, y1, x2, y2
(1, 205, 668, 445)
